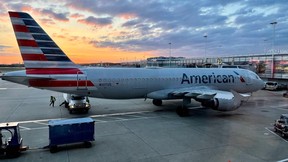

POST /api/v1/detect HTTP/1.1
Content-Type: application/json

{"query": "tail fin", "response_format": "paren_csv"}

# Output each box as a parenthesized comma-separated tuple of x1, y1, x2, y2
(8, 11, 82, 75)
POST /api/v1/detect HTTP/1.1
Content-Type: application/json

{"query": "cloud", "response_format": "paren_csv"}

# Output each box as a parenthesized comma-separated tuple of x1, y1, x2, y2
(0, 45, 11, 51)
(39, 18, 56, 25)
(70, 13, 84, 19)
(122, 19, 141, 27)
(78, 16, 113, 26)
(5, 2, 33, 12)
(65, 0, 234, 56)
(3, 1, 69, 22)
(38, 9, 69, 22)
(65, 0, 287, 58)
(2, 0, 288, 59)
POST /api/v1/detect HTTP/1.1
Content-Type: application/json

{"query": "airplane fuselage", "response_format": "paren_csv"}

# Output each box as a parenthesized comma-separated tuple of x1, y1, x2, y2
(2, 67, 264, 99)
(86, 67, 262, 99)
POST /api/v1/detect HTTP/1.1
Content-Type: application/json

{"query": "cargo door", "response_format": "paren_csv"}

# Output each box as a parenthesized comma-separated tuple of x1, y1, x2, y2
(77, 71, 88, 90)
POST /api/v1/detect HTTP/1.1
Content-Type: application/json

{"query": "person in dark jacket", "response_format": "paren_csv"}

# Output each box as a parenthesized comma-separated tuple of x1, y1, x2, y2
(49, 96, 56, 107)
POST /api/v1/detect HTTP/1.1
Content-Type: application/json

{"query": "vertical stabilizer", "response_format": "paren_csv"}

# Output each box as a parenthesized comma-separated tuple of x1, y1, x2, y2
(8, 11, 81, 75)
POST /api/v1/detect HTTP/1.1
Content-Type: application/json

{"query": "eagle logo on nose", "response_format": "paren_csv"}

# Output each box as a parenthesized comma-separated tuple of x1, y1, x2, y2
(233, 71, 246, 83)
(240, 76, 246, 83)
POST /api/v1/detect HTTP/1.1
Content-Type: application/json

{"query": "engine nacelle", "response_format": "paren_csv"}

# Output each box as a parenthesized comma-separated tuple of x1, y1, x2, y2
(201, 97, 242, 111)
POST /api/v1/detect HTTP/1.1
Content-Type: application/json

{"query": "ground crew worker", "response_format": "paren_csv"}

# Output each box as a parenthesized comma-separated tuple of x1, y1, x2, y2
(0, 131, 3, 146)
(59, 100, 67, 107)
(49, 96, 56, 107)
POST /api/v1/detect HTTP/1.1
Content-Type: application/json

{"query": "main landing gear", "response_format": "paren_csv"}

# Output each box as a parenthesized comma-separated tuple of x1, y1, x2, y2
(176, 106, 190, 117)
(152, 99, 190, 117)
(177, 97, 191, 117)
(152, 99, 162, 106)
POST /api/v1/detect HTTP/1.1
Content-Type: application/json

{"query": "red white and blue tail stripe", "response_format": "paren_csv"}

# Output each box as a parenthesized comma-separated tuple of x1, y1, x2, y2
(8, 11, 95, 90)
(9, 11, 82, 75)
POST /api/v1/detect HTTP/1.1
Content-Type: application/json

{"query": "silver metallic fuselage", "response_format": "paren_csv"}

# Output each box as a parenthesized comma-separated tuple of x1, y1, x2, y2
(1, 67, 265, 99)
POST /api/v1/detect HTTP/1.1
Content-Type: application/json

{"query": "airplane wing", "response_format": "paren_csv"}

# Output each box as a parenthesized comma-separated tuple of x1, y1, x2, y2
(147, 86, 246, 100)
(147, 86, 251, 111)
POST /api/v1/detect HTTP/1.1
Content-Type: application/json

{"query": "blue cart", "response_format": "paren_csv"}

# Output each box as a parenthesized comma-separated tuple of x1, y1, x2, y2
(0, 122, 28, 157)
(48, 118, 95, 153)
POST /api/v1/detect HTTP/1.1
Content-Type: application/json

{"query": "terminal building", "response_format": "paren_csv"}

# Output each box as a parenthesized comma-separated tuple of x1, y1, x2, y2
(146, 53, 288, 81)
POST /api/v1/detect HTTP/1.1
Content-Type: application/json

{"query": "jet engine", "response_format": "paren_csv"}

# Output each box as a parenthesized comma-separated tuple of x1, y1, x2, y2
(201, 97, 242, 111)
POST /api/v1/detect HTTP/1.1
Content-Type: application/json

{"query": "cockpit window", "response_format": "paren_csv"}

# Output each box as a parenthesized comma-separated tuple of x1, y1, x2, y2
(254, 74, 260, 80)
(249, 71, 260, 80)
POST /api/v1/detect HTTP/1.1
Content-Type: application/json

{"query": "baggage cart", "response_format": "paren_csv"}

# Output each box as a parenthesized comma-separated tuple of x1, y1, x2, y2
(48, 118, 95, 153)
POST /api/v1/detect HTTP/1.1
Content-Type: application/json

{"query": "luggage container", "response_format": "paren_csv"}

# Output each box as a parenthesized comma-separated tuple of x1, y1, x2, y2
(48, 117, 95, 153)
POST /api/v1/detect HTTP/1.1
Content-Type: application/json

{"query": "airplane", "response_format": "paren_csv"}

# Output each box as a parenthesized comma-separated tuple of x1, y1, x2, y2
(1, 11, 265, 116)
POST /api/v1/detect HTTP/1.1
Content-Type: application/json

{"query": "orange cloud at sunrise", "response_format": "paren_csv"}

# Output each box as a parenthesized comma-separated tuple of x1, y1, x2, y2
(0, 1, 157, 65)
(2, 0, 282, 65)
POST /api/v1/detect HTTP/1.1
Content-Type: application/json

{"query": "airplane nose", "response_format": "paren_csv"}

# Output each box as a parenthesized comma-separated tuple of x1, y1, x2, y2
(251, 78, 265, 91)
(258, 79, 265, 90)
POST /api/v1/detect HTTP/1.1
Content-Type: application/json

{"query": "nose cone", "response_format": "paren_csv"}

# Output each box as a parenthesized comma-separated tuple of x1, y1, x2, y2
(258, 79, 265, 90)
(246, 71, 265, 92)
(251, 77, 265, 92)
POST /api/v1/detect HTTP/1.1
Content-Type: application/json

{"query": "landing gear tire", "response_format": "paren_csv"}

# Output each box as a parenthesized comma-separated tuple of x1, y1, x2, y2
(152, 99, 162, 106)
(50, 146, 58, 153)
(176, 106, 189, 117)
(84, 141, 92, 148)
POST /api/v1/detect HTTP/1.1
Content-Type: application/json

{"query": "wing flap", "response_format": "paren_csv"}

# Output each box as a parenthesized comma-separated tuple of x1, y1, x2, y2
(147, 86, 248, 102)
(196, 93, 216, 100)
(184, 92, 201, 98)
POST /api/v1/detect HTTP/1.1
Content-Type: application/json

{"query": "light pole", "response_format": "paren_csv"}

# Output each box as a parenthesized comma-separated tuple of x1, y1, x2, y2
(270, 22, 277, 52)
(169, 42, 171, 67)
(204, 34, 207, 63)
(270, 21, 277, 78)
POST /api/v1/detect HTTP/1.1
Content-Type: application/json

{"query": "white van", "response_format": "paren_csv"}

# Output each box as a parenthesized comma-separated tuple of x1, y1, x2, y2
(63, 94, 91, 114)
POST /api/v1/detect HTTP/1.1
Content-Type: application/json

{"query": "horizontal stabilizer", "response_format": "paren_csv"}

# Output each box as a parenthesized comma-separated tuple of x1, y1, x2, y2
(0, 75, 53, 80)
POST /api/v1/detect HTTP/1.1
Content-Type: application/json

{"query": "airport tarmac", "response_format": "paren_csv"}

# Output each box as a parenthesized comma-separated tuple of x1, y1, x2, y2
(0, 79, 288, 162)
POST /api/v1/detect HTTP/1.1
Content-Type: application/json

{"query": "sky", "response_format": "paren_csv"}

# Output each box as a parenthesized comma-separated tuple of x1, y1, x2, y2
(0, 0, 287, 64)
